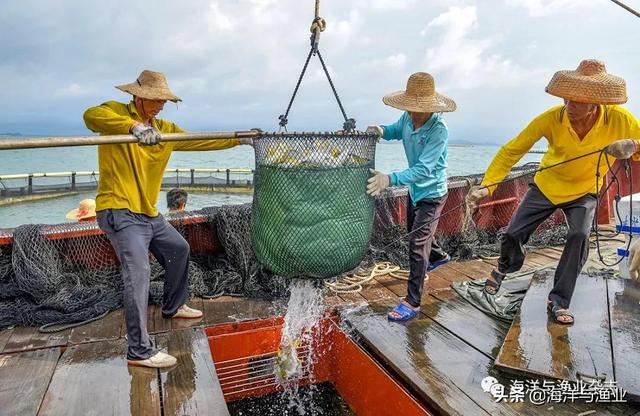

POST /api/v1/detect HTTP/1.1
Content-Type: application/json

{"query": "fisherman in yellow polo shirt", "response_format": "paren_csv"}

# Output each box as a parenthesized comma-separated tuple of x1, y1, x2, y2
(84, 70, 253, 368)
(466, 59, 640, 325)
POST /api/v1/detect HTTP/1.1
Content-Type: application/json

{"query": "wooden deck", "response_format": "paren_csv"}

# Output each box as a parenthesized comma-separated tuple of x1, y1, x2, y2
(1, 241, 639, 415)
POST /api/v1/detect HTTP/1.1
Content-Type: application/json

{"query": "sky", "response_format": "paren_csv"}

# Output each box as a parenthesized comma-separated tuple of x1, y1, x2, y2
(0, 0, 638, 143)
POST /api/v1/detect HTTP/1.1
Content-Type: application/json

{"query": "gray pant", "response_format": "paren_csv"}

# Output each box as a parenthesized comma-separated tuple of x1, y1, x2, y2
(405, 194, 448, 307)
(97, 209, 190, 360)
(498, 184, 596, 309)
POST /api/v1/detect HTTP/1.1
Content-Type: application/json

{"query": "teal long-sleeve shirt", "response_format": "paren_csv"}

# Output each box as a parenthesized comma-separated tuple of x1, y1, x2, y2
(382, 112, 448, 204)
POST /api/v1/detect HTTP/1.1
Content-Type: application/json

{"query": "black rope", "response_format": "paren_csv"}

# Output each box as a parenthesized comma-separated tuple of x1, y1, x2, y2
(316, 49, 356, 131)
(593, 150, 633, 267)
(279, 48, 315, 130)
(39, 310, 110, 333)
(277, 6, 356, 132)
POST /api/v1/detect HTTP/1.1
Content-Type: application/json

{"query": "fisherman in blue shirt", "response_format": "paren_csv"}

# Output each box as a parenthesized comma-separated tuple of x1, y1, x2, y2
(366, 72, 457, 321)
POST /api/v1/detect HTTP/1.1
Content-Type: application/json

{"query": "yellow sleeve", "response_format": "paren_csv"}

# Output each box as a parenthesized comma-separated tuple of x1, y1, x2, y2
(481, 113, 547, 194)
(83, 102, 136, 135)
(623, 111, 640, 161)
(171, 120, 240, 152)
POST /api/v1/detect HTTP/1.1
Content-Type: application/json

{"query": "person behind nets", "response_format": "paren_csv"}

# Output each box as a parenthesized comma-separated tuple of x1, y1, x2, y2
(84, 69, 254, 368)
(466, 59, 640, 325)
(365, 72, 457, 322)
(166, 188, 188, 214)
(65, 198, 97, 222)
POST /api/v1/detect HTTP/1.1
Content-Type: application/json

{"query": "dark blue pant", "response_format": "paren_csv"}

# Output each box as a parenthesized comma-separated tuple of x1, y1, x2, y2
(498, 184, 596, 308)
(405, 194, 448, 307)
(97, 209, 190, 360)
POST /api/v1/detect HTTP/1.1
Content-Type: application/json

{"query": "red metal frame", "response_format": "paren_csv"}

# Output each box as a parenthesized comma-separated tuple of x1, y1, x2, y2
(205, 316, 431, 415)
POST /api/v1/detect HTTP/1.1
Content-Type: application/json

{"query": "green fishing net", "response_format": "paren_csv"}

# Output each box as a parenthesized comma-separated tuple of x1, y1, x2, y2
(251, 132, 377, 278)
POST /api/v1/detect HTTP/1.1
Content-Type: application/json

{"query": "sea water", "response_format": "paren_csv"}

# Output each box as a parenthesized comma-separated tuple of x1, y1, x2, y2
(0, 141, 542, 228)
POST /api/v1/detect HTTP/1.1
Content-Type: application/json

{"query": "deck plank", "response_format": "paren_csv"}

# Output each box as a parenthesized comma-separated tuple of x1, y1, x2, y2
(156, 328, 230, 416)
(607, 277, 640, 402)
(38, 338, 161, 416)
(358, 275, 633, 415)
(0, 327, 13, 352)
(374, 270, 509, 359)
(150, 304, 172, 335)
(342, 299, 526, 416)
(231, 298, 275, 321)
(202, 296, 240, 326)
(0, 347, 60, 416)
(495, 270, 614, 383)
(3, 326, 69, 353)
(69, 308, 124, 344)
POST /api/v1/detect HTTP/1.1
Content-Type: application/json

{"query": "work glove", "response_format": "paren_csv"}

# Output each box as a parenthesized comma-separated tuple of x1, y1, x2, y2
(239, 137, 254, 146)
(366, 125, 384, 137)
(605, 139, 639, 160)
(132, 123, 161, 146)
(465, 185, 489, 213)
(366, 169, 390, 197)
(629, 239, 640, 280)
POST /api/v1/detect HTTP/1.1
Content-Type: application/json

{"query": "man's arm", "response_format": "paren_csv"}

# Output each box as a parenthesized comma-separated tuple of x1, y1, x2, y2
(381, 113, 407, 141)
(161, 119, 240, 151)
(389, 126, 447, 186)
(481, 114, 546, 194)
(83, 102, 137, 135)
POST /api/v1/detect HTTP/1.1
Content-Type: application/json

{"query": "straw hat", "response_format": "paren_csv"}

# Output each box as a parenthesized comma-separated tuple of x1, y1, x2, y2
(545, 59, 627, 105)
(383, 72, 456, 113)
(116, 70, 182, 102)
(66, 199, 96, 220)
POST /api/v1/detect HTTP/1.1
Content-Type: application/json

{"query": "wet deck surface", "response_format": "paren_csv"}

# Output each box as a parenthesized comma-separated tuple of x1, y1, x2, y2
(1, 241, 639, 415)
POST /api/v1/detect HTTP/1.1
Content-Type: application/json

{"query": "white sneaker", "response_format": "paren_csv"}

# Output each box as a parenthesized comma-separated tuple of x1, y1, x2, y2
(128, 351, 177, 368)
(172, 304, 203, 319)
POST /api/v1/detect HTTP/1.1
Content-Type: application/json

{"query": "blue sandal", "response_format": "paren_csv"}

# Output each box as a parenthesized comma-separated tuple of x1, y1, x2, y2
(388, 302, 420, 321)
(427, 254, 451, 272)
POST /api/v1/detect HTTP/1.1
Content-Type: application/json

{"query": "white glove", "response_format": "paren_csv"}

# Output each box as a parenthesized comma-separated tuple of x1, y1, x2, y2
(239, 137, 253, 146)
(131, 123, 161, 146)
(629, 239, 640, 279)
(366, 125, 384, 136)
(605, 139, 639, 160)
(366, 169, 390, 196)
(465, 186, 489, 212)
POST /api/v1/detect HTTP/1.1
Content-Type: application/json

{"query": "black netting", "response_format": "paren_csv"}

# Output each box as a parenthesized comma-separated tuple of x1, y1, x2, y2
(252, 132, 377, 278)
(0, 162, 570, 330)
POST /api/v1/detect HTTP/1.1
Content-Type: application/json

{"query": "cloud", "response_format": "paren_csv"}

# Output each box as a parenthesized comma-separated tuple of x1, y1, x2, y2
(421, 6, 542, 89)
(0, 0, 637, 140)
(55, 83, 92, 97)
(505, 0, 590, 17)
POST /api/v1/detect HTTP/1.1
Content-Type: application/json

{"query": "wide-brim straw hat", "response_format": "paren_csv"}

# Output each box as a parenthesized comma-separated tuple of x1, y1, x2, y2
(545, 59, 627, 105)
(116, 70, 182, 102)
(66, 198, 96, 220)
(383, 72, 456, 113)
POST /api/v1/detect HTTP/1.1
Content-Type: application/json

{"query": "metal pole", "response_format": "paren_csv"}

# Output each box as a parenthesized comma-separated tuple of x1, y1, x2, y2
(71, 172, 76, 191)
(0, 130, 259, 151)
(609, 0, 640, 18)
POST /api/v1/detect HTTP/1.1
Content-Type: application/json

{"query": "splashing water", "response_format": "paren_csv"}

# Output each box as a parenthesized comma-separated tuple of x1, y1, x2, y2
(275, 279, 326, 415)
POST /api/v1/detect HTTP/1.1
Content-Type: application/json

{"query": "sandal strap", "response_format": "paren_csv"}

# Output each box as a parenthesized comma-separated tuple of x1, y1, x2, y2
(485, 270, 505, 289)
(390, 303, 418, 318)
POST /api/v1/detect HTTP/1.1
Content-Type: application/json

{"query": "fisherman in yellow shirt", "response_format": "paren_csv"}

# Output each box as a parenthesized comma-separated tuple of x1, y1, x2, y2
(466, 59, 640, 325)
(84, 70, 253, 368)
